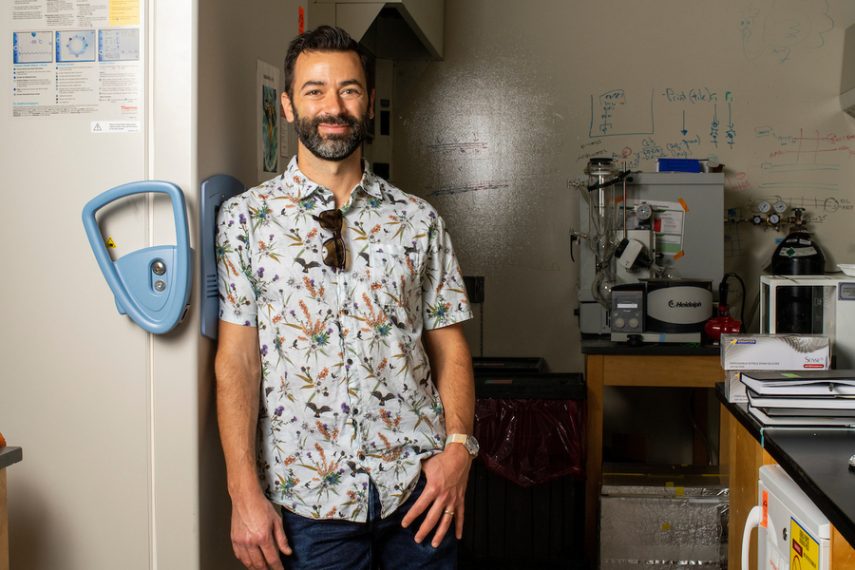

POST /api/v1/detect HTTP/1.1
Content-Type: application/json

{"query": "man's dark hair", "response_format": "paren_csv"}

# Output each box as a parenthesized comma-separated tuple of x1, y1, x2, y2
(284, 25, 374, 99)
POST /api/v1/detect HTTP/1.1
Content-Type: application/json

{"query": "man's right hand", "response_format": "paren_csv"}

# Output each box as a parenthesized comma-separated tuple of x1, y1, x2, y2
(230, 492, 292, 570)
(217, 321, 287, 568)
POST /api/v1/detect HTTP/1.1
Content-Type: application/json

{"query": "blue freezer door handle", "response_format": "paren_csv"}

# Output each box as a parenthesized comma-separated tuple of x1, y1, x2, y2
(82, 181, 192, 334)
(200, 175, 245, 339)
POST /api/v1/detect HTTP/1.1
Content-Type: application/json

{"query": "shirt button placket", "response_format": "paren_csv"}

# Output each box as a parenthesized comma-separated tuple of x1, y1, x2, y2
(339, 209, 365, 479)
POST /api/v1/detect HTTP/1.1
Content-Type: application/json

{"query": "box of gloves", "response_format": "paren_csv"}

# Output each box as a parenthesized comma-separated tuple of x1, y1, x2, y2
(720, 334, 829, 403)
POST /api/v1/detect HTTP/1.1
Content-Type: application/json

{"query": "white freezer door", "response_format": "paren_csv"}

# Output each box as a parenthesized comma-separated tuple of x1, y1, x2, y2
(743, 464, 831, 570)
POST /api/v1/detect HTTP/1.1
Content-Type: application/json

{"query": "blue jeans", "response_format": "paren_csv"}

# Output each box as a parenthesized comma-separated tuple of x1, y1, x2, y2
(280, 474, 457, 569)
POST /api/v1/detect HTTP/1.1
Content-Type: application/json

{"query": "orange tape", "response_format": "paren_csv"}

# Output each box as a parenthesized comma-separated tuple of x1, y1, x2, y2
(674, 250, 685, 260)
(678, 197, 689, 212)
(298, 6, 305, 34)
(761, 490, 768, 528)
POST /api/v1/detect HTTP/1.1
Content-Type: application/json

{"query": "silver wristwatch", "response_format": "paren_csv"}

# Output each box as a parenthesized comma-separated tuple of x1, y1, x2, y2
(445, 433, 479, 458)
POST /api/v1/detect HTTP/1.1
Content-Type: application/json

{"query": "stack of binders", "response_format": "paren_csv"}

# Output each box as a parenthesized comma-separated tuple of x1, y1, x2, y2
(741, 369, 855, 427)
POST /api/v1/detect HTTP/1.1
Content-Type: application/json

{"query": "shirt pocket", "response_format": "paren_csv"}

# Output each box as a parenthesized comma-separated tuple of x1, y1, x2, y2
(359, 243, 422, 333)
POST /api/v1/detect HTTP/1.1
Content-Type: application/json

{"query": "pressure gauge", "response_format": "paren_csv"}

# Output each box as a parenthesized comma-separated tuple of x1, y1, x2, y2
(636, 202, 653, 221)
(769, 213, 781, 225)
(757, 200, 771, 214)
(752, 215, 764, 225)
(772, 200, 788, 214)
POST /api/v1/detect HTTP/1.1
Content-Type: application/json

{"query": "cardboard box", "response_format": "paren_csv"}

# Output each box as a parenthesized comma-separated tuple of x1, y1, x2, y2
(720, 334, 829, 403)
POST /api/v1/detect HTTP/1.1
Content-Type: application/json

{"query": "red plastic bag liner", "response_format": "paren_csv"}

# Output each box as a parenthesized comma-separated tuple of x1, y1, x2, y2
(474, 398, 585, 488)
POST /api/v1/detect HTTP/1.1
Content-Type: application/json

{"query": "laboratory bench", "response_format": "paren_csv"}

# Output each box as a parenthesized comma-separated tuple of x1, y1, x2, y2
(0, 446, 22, 570)
(581, 340, 725, 560)
(717, 385, 855, 567)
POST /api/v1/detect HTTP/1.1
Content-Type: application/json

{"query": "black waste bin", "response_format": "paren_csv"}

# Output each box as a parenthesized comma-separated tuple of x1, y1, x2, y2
(460, 371, 586, 570)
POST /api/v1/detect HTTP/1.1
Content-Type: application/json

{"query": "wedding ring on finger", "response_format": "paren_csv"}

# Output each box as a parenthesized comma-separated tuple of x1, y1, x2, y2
(443, 510, 455, 517)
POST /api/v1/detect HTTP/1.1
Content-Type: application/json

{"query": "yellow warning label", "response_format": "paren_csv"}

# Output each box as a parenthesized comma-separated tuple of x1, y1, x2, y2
(105, 237, 117, 249)
(109, 0, 140, 25)
(791, 518, 820, 570)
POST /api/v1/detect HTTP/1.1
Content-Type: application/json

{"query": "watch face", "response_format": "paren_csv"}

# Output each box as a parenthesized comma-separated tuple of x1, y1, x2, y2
(465, 436, 479, 456)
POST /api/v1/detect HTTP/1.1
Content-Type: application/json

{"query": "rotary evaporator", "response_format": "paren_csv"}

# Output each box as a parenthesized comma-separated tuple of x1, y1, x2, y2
(570, 158, 726, 342)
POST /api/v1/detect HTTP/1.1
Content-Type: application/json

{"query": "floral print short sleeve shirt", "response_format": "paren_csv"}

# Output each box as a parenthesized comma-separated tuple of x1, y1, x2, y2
(217, 157, 472, 521)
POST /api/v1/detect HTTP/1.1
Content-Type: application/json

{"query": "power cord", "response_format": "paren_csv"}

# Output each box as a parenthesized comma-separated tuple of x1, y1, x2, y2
(479, 304, 485, 357)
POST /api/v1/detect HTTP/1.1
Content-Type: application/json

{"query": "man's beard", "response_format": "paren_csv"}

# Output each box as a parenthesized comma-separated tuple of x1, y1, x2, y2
(294, 110, 370, 161)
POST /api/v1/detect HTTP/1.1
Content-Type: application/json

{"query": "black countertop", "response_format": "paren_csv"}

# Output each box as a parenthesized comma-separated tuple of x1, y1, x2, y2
(0, 446, 22, 470)
(716, 385, 855, 547)
(581, 338, 720, 356)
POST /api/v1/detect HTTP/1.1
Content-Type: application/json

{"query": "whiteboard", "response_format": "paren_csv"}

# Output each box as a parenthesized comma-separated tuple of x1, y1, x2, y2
(394, 0, 855, 369)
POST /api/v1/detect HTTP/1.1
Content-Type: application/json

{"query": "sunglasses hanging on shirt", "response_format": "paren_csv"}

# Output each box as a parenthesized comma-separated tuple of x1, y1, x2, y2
(314, 209, 347, 271)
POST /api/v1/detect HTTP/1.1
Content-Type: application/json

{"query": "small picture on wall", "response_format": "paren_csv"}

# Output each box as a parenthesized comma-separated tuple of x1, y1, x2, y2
(262, 84, 278, 173)
(257, 59, 281, 182)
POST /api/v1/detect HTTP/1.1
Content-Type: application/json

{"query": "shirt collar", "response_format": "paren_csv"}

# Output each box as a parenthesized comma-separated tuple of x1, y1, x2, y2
(280, 156, 383, 201)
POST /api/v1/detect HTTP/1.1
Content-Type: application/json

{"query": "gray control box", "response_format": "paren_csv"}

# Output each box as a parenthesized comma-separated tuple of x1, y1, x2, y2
(610, 285, 645, 334)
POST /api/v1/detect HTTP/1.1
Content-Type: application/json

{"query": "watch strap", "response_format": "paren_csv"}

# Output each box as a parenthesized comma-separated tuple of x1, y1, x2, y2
(446, 433, 469, 445)
(445, 433, 478, 457)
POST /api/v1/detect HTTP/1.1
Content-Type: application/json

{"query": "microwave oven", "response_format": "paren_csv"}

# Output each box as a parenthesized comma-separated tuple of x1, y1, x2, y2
(760, 274, 855, 368)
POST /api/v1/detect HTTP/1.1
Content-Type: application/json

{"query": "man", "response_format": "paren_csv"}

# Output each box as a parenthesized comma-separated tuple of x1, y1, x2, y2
(215, 26, 477, 570)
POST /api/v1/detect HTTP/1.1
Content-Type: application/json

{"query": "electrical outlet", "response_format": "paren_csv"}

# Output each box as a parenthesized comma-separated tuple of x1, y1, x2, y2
(464, 276, 485, 304)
